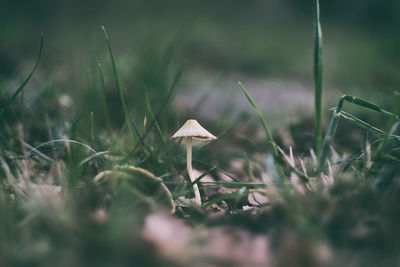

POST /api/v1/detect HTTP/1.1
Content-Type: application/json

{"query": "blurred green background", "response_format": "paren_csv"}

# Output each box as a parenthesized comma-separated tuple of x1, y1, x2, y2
(1, 0, 399, 130)
(1, 0, 399, 85)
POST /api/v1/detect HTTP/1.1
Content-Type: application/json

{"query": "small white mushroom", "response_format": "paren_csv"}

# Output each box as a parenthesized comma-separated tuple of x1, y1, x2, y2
(171, 119, 217, 206)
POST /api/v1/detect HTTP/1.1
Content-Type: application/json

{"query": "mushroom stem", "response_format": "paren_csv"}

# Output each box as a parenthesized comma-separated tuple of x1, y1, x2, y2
(186, 137, 201, 206)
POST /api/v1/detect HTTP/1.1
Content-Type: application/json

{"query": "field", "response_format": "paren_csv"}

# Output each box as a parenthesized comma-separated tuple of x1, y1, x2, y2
(1, 1, 400, 266)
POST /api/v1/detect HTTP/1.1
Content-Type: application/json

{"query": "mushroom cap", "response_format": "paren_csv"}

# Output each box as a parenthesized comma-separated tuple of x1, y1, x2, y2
(171, 119, 217, 141)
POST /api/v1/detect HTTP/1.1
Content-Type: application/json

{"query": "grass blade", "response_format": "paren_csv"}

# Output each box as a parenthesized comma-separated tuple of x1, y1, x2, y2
(318, 93, 400, 172)
(342, 95, 399, 120)
(193, 159, 240, 182)
(24, 142, 55, 163)
(79, 150, 110, 166)
(335, 110, 400, 143)
(130, 65, 183, 154)
(199, 182, 266, 188)
(0, 34, 43, 117)
(145, 93, 166, 146)
(375, 121, 400, 159)
(101, 26, 135, 141)
(29, 139, 97, 155)
(96, 61, 112, 131)
(313, 0, 324, 157)
(317, 98, 344, 172)
(164, 181, 266, 188)
(191, 166, 217, 185)
(372, 92, 400, 167)
(238, 82, 279, 159)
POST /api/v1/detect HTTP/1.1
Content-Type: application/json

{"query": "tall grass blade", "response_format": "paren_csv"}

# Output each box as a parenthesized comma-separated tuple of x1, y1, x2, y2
(238, 82, 279, 159)
(101, 26, 135, 141)
(145, 93, 166, 146)
(96, 61, 112, 131)
(313, 0, 323, 157)
(0, 34, 43, 117)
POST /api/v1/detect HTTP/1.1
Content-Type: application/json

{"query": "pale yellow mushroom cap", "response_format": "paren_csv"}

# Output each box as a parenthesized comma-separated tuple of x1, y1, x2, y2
(171, 119, 217, 141)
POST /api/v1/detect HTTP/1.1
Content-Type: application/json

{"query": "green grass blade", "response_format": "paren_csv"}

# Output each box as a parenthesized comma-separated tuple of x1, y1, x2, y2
(342, 95, 399, 120)
(238, 81, 279, 159)
(130, 65, 183, 154)
(101, 26, 135, 141)
(375, 121, 400, 158)
(145, 93, 166, 146)
(96, 61, 112, 131)
(213, 167, 240, 183)
(318, 93, 400, 172)
(384, 91, 400, 132)
(24, 142, 55, 163)
(0, 34, 43, 117)
(191, 166, 217, 185)
(335, 110, 400, 144)
(193, 159, 240, 182)
(199, 182, 266, 188)
(372, 92, 400, 167)
(313, 0, 324, 157)
(337, 110, 384, 135)
(29, 139, 97, 155)
(79, 150, 110, 166)
(164, 181, 266, 188)
(317, 98, 344, 172)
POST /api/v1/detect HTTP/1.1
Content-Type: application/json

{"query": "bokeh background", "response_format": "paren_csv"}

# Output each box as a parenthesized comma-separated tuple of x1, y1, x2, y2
(1, 0, 399, 144)
(1, 0, 399, 91)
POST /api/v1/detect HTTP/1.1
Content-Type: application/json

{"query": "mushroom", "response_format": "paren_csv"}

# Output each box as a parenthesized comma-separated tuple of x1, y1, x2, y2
(171, 119, 217, 206)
